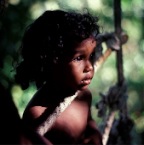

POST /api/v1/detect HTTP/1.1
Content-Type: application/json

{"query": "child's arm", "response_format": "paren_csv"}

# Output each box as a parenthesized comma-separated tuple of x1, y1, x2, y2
(81, 94, 103, 145)
(78, 89, 103, 145)
(83, 118, 103, 145)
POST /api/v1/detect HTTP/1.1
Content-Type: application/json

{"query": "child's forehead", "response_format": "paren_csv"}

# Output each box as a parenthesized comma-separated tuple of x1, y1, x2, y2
(65, 37, 96, 54)
(75, 37, 96, 49)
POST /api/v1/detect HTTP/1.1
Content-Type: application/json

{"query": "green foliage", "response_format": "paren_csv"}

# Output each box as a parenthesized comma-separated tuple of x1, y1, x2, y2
(0, 0, 144, 144)
(11, 83, 36, 117)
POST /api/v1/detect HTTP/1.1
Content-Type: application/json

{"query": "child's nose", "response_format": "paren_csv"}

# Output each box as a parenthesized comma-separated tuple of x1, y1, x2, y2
(84, 60, 93, 72)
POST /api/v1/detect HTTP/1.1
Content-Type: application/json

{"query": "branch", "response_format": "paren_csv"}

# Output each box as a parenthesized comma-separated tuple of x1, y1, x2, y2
(102, 111, 115, 145)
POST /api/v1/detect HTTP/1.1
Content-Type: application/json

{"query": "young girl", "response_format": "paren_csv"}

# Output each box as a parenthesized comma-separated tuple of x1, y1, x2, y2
(15, 10, 103, 145)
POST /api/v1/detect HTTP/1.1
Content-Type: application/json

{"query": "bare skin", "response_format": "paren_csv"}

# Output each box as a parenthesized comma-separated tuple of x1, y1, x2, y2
(22, 37, 102, 145)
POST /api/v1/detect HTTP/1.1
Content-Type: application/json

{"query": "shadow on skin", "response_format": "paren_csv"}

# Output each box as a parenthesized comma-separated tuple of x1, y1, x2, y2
(0, 83, 52, 145)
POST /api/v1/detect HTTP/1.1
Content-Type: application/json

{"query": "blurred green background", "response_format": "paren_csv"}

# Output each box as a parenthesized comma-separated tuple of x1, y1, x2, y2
(0, 0, 144, 144)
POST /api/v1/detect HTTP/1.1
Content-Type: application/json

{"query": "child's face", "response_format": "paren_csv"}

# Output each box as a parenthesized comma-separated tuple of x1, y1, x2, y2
(60, 37, 97, 91)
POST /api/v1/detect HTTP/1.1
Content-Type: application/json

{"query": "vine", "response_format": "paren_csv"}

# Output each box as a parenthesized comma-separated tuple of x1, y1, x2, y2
(95, 0, 134, 145)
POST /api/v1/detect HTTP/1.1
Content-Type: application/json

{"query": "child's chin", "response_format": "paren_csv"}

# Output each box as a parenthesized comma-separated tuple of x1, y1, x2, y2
(79, 84, 89, 90)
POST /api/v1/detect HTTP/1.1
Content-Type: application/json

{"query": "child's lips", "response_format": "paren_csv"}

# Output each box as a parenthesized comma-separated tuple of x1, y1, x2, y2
(81, 74, 93, 85)
(81, 78, 92, 85)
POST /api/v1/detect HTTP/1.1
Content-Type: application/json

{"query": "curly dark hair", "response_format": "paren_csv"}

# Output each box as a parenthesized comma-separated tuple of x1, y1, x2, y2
(15, 10, 100, 90)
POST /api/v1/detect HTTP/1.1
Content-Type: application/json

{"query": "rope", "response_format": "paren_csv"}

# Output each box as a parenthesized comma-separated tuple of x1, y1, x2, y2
(36, 92, 78, 135)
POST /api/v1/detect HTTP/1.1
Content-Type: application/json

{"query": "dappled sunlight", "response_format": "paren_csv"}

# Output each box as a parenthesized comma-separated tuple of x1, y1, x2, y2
(11, 85, 23, 105)
(60, 0, 85, 10)
(87, 0, 102, 11)
(127, 90, 139, 110)
(134, 116, 144, 134)
(9, 0, 20, 5)
(30, 1, 60, 19)
(44, 1, 59, 11)
(100, 67, 116, 84)
(30, 2, 48, 19)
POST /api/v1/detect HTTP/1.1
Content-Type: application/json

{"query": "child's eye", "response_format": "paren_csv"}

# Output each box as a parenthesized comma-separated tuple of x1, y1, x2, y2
(90, 52, 97, 63)
(90, 52, 95, 59)
(73, 56, 83, 61)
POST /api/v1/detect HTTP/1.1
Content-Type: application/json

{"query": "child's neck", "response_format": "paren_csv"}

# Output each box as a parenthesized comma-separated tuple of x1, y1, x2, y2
(44, 82, 77, 99)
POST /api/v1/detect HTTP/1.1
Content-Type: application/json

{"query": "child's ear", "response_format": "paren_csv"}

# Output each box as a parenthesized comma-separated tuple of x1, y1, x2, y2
(53, 56, 59, 64)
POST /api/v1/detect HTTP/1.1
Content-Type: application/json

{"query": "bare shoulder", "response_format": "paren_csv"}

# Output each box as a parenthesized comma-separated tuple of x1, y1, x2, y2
(22, 87, 51, 125)
(24, 105, 47, 119)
